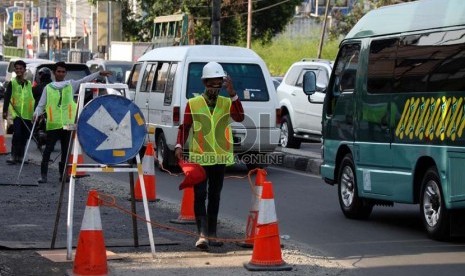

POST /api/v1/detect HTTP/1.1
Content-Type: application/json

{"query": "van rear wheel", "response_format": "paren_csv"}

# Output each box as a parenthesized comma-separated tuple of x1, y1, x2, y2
(337, 153, 373, 219)
(420, 167, 450, 240)
(280, 115, 301, 149)
(156, 133, 171, 172)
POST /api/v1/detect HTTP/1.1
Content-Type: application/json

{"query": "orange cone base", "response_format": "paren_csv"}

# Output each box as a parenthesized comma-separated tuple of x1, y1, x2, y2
(170, 188, 196, 224)
(243, 261, 292, 272)
(73, 230, 108, 276)
(237, 211, 258, 248)
(169, 216, 196, 225)
(135, 176, 157, 202)
(244, 223, 291, 271)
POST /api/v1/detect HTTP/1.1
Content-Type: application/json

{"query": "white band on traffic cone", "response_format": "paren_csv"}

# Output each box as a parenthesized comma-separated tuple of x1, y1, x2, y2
(81, 206, 103, 231)
(142, 154, 155, 175)
(257, 198, 277, 225)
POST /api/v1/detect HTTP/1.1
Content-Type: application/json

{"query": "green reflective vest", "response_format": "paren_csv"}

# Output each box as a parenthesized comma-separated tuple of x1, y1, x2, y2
(188, 95, 234, 166)
(45, 84, 77, 130)
(10, 78, 34, 120)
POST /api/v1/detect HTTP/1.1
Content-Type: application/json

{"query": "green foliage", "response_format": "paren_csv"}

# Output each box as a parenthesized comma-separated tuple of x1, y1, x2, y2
(92, 0, 300, 44)
(3, 29, 17, 47)
(253, 37, 341, 76)
(329, 0, 416, 40)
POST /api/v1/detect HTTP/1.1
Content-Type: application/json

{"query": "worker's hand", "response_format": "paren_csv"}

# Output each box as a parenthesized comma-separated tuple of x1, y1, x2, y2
(175, 147, 183, 161)
(224, 75, 236, 97)
(2, 112, 7, 120)
(99, 70, 113, 77)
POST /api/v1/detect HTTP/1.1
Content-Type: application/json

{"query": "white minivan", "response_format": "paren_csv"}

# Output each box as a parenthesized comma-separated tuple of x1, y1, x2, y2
(128, 45, 281, 170)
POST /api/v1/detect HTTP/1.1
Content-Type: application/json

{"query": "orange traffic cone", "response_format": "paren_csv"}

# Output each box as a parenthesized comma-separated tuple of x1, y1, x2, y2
(135, 142, 157, 201)
(244, 181, 292, 271)
(73, 190, 108, 276)
(170, 187, 196, 225)
(68, 143, 88, 178)
(0, 119, 8, 155)
(238, 168, 267, 248)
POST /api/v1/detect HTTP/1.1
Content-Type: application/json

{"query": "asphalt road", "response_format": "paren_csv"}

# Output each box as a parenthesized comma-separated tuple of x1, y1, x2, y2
(97, 161, 465, 276)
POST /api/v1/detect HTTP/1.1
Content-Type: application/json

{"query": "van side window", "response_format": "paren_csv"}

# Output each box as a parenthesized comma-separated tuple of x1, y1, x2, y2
(367, 38, 398, 93)
(128, 63, 142, 90)
(334, 44, 360, 94)
(140, 63, 156, 93)
(164, 63, 177, 105)
(393, 29, 465, 92)
(153, 62, 170, 93)
(326, 43, 360, 115)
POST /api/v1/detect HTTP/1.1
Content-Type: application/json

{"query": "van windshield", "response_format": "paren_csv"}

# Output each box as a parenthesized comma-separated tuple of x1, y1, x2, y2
(186, 62, 269, 101)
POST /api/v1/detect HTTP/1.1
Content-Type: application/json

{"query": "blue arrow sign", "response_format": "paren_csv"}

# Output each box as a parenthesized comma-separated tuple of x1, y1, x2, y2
(77, 95, 147, 165)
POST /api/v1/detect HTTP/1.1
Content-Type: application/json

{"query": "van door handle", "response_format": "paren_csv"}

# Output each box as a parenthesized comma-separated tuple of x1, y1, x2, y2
(291, 92, 297, 96)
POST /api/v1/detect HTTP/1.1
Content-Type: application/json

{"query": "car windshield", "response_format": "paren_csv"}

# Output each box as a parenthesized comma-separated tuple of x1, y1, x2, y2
(186, 62, 269, 101)
(105, 64, 133, 83)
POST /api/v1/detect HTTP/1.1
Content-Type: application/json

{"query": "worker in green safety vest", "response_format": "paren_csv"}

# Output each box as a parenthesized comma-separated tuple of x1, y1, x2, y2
(2, 60, 34, 164)
(33, 61, 112, 184)
(175, 61, 244, 251)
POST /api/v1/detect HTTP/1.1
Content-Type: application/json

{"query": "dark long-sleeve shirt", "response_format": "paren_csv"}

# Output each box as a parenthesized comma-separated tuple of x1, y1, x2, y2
(176, 95, 244, 148)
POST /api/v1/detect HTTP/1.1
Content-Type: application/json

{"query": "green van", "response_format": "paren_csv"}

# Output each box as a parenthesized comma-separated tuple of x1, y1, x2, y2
(304, 0, 465, 240)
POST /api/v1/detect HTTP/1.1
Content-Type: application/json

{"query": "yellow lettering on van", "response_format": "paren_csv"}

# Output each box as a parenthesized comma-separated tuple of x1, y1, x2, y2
(415, 98, 430, 139)
(458, 106, 465, 139)
(445, 97, 460, 141)
(410, 98, 422, 139)
(435, 97, 451, 141)
(426, 98, 441, 140)
(396, 98, 411, 139)
(405, 98, 420, 139)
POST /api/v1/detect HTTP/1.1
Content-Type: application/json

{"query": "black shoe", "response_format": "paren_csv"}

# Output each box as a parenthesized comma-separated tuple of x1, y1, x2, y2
(208, 239, 224, 247)
(38, 177, 47, 184)
(6, 158, 16, 165)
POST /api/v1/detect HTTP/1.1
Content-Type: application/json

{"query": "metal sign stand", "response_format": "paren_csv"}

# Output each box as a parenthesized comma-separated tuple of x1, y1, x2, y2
(54, 83, 155, 260)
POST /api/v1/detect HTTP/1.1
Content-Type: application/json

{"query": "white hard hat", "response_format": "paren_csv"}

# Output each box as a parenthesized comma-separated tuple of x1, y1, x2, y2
(201, 61, 226, 79)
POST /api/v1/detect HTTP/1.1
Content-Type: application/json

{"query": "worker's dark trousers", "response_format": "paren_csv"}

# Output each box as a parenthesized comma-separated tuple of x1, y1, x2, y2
(11, 117, 32, 159)
(194, 164, 226, 221)
(41, 129, 71, 178)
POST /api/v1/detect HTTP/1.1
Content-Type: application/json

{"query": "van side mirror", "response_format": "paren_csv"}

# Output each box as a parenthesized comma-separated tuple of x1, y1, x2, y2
(303, 71, 316, 95)
(303, 71, 324, 104)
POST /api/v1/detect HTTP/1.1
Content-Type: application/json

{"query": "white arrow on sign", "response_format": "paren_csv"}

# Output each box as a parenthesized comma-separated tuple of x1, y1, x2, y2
(87, 105, 133, 150)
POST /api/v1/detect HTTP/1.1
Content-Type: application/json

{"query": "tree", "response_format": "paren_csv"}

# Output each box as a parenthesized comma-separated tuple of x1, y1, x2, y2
(3, 28, 17, 46)
(329, 0, 416, 40)
(89, 0, 300, 45)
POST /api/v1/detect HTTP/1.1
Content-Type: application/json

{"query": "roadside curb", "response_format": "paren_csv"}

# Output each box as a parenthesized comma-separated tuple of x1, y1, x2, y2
(270, 151, 322, 175)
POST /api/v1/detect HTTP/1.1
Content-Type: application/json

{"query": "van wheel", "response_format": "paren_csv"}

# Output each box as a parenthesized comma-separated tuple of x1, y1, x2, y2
(338, 153, 373, 219)
(280, 115, 301, 149)
(420, 167, 450, 240)
(156, 133, 171, 172)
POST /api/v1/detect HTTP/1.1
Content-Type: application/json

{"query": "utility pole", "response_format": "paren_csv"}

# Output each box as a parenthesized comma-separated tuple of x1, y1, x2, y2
(317, 0, 331, 59)
(107, 1, 112, 59)
(46, 0, 49, 58)
(211, 0, 220, 45)
(246, 0, 252, 49)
